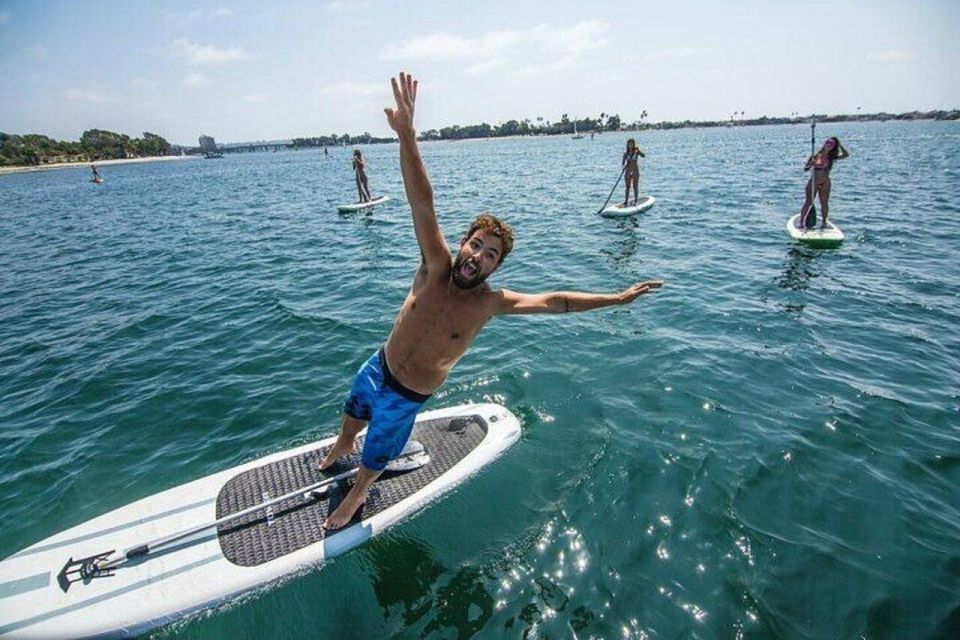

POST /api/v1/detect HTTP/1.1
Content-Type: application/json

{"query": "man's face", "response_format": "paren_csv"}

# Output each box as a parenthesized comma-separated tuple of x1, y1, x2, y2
(452, 231, 503, 289)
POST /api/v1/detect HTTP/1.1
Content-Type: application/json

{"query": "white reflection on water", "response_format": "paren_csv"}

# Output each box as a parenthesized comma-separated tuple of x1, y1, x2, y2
(735, 535, 755, 566)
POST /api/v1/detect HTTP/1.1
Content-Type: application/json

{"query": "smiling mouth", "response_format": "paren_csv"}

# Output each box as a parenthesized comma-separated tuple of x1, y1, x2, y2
(460, 261, 478, 279)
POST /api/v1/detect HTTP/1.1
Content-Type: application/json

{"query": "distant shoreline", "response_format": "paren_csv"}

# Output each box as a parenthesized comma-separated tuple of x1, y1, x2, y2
(0, 155, 196, 176)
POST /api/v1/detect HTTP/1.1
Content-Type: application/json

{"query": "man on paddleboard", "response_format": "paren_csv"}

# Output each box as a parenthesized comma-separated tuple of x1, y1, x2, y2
(320, 72, 664, 529)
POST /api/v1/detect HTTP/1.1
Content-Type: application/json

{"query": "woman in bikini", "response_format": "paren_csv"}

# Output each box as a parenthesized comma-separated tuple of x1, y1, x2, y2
(352, 149, 371, 203)
(799, 137, 850, 228)
(622, 139, 646, 206)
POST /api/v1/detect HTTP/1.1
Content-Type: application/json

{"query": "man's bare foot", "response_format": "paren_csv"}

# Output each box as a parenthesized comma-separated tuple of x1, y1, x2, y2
(319, 434, 358, 470)
(323, 486, 367, 530)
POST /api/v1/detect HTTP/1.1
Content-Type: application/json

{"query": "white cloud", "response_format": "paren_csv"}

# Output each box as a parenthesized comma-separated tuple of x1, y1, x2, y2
(165, 7, 234, 23)
(382, 20, 609, 75)
(384, 33, 482, 59)
(325, 0, 373, 11)
(867, 50, 910, 62)
(241, 93, 269, 103)
(321, 81, 383, 98)
(65, 88, 109, 103)
(466, 58, 507, 76)
(644, 46, 711, 61)
(171, 39, 247, 65)
(131, 77, 158, 89)
(184, 72, 207, 87)
(389, 25, 588, 61)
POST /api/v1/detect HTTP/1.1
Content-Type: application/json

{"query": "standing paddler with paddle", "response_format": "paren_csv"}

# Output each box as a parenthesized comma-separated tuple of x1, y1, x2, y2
(352, 149, 371, 202)
(320, 72, 665, 529)
(622, 138, 646, 206)
(799, 122, 850, 229)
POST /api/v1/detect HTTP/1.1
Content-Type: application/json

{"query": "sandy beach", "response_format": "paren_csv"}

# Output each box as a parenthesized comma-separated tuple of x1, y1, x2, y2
(0, 154, 197, 176)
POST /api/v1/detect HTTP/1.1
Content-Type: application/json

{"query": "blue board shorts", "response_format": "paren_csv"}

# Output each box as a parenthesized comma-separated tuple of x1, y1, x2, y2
(343, 347, 431, 471)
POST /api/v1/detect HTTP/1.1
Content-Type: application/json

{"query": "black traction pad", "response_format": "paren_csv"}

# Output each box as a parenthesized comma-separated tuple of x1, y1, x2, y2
(216, 414, 487, 566)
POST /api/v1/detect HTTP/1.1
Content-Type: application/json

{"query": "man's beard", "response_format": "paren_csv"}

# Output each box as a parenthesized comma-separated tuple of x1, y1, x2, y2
(451, 254, 489, 289)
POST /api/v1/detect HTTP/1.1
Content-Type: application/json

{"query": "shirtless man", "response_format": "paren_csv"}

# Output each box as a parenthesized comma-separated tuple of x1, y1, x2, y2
(321, 72, 664, 529)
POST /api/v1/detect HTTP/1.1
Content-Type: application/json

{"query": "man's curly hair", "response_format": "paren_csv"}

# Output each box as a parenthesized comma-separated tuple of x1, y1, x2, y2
(460, 214, 514, 266)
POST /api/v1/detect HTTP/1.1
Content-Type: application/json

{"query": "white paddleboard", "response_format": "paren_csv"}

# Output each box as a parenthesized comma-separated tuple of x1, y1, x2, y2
(90, 178, 104, 184)
(0, 402, 520, 639)
(336, 195, 389, 212)
(600, 195, 656, 217)
(786, 213, 844, 246)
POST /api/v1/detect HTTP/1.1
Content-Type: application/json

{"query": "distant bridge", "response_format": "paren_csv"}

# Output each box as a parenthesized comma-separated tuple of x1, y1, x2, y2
(218, 140, 293, 153)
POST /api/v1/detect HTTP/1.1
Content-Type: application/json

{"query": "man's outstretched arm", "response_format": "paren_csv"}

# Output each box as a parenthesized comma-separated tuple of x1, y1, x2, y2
(494, 280, 664, 315)
(384, 72, 448, 270)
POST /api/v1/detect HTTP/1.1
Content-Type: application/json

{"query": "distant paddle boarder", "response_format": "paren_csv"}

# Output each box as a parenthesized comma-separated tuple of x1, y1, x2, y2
(352, 149, 371, 202)
(90, 164, 102, 183)
(320, 72, 664, 529)
(799, 137, 849, 228)
(622, 139, 645, 206)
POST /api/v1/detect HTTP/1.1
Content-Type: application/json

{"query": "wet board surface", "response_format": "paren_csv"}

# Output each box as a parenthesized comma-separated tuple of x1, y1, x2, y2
(216, 413, 487, 566)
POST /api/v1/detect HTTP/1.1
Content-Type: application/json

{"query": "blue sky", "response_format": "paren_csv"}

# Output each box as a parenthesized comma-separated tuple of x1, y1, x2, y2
(1, 0, 957, 144)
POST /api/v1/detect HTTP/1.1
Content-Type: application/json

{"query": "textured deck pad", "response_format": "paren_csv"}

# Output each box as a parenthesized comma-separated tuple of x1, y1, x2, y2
(216, 414, 487, 566)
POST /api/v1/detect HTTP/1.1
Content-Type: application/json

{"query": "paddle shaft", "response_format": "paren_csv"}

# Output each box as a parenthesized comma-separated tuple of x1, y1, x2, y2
(806, 120, 818, 224)
(355, 168, 371, 201)
(597, 163, 627, 214)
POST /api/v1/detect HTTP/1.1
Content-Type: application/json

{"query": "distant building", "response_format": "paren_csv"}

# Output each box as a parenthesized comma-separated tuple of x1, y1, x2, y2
(198, 135, 223, 159)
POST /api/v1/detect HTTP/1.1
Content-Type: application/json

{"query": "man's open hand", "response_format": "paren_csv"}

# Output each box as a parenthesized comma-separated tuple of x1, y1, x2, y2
(617, 280, 664, 304)
(384, 71, 418, 139)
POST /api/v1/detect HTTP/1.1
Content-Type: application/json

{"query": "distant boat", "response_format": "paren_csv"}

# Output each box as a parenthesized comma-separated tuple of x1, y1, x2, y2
(572, 122, 584, 140)
(204, 152, 224, 159)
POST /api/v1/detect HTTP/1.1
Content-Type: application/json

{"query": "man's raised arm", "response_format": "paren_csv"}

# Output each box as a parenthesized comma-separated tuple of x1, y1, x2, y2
(494, 280, 664, 315)
(384, 72, 448, 269)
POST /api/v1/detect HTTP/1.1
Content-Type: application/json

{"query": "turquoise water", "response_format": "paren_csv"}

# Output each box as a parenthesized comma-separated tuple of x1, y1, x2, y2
(1, 121, 958, 639)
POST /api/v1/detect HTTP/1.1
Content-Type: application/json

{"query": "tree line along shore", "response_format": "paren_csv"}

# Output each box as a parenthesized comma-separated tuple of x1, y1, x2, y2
(3, 108, 956, 167)
(0, 129, 175, 168)
(293, 108, 958, 147)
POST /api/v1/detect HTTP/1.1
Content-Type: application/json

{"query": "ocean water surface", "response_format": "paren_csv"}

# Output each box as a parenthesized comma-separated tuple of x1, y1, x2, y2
(1, 121, 958, 639)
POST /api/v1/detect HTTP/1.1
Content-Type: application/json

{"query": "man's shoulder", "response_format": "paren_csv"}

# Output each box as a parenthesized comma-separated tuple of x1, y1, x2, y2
(478, 285, 507, 306)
